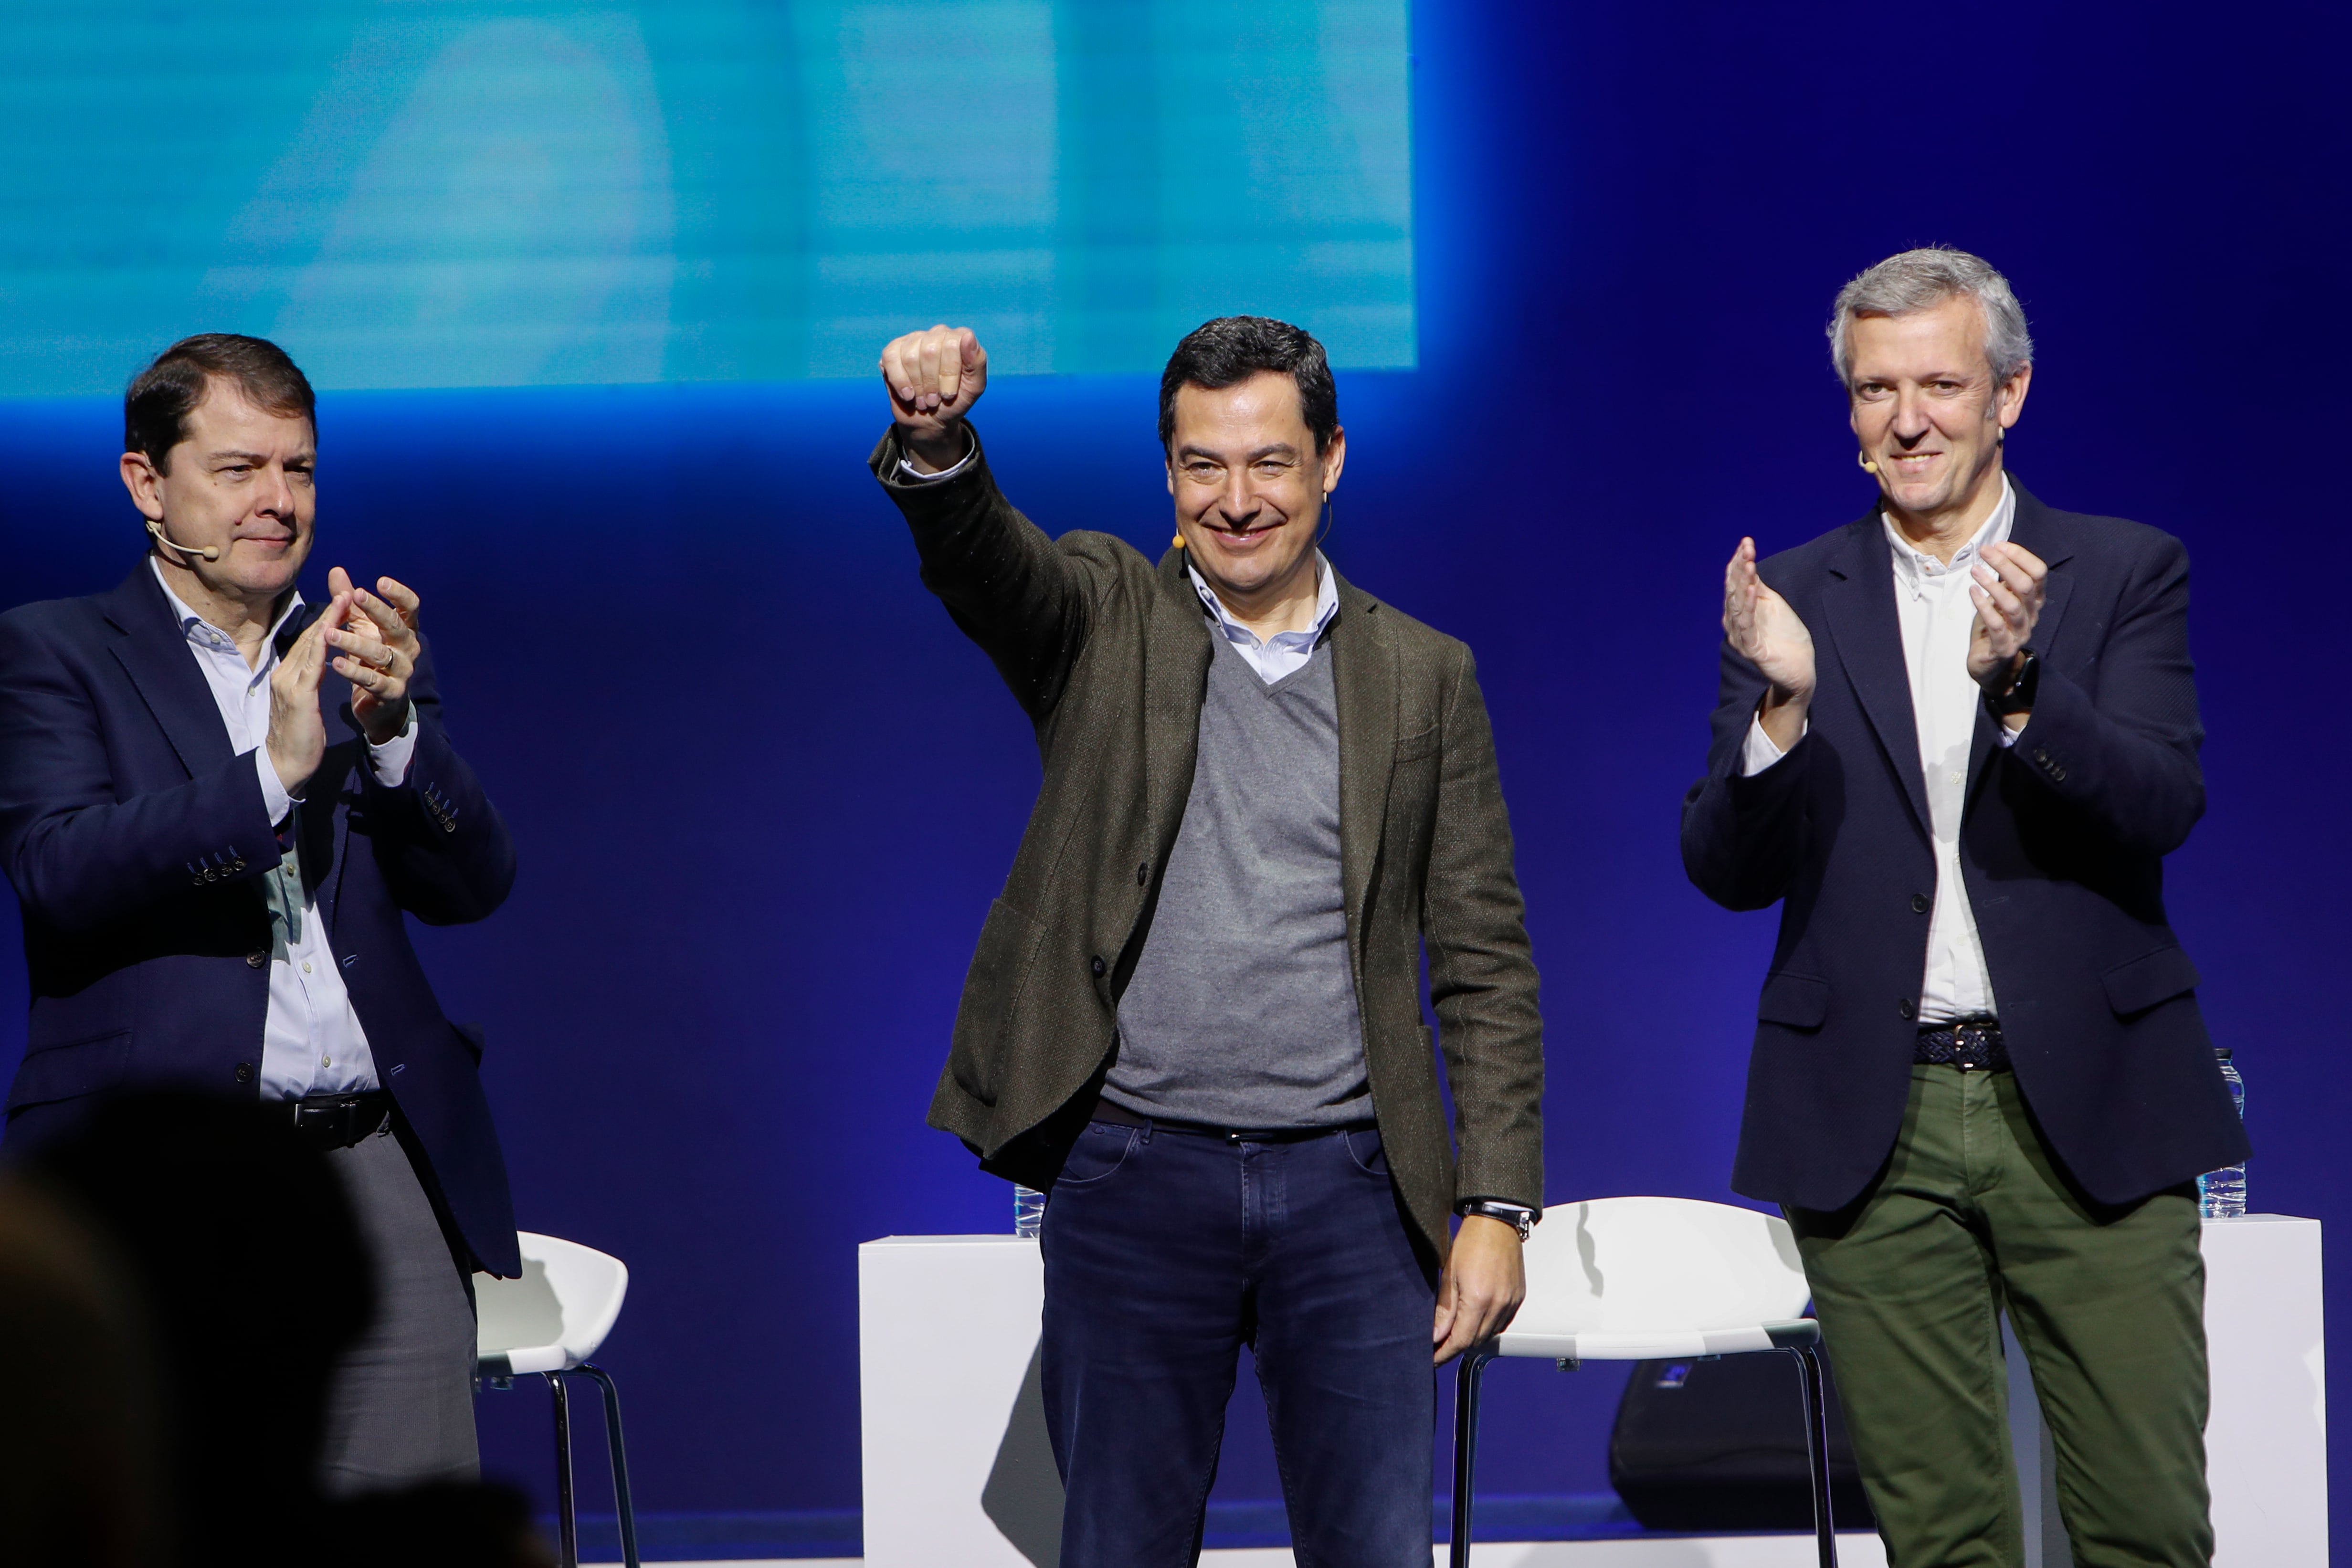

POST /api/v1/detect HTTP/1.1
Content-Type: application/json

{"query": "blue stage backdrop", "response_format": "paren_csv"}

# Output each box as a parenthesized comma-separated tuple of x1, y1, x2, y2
(2, 0, 2347, 1550)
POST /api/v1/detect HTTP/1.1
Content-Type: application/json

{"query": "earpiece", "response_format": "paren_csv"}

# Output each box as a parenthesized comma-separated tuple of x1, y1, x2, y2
(147, 520, 220, 562)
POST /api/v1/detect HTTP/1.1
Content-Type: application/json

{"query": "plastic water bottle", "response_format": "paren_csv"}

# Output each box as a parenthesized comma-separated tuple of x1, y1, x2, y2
(1014, 1185, 1046, 1239)
(2197, 1048, 2247, 1220)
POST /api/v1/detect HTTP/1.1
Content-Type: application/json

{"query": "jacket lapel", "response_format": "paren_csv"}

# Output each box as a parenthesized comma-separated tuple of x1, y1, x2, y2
(98, 560, 235, 780)
(1146, 550, 1214, 848)
(1819, 518, 1933, 839)
(1964, 477, 2077, 796)
(1327, 566, 1398, 958)
(2003, 478, 2077, 658)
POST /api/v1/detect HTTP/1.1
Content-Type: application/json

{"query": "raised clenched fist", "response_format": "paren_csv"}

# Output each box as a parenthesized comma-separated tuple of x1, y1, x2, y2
(880, 325, 988, 473)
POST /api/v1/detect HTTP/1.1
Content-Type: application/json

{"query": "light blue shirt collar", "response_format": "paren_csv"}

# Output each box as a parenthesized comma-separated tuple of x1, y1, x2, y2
(1187, 551, 1338, 647)
(148, 556, 303, 669)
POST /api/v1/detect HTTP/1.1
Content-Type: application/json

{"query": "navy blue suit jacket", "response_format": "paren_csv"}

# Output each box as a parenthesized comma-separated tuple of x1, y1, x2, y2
(1682, 479, 2250, 1212)
(0, 560, 521, 1276)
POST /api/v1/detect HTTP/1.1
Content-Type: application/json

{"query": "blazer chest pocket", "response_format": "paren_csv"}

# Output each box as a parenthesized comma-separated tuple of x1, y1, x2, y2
(1756, 972, 1831, 1030)
(2101, 947, 2200, 1017)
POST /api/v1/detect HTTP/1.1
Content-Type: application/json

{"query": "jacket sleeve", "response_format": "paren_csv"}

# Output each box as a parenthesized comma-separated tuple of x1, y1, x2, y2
(2000, 533, 2204, 856)
(353, 638, 516, 926)
(0, 612, 280, 936)
(869, 424, 1095, 723)
(1421, 644, 1545, 1211)
(1680, 636, 1813, 912)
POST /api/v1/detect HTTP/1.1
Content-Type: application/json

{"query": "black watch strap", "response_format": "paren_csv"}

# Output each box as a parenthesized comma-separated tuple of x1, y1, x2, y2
(1986, 647, 2040, 716)
(1456, 1200, 1537, 1241)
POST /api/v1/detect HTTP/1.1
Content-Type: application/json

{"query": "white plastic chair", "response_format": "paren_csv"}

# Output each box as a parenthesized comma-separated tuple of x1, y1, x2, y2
(1450, 1197, 1836, 1568)
(475, 1232, 637, 1568)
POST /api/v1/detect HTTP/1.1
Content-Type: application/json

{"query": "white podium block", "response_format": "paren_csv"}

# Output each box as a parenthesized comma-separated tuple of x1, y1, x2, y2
(2203, 1216, 2327, 1566)
(858, 1235, 1061, 1568)
(859, 1221, 2327, 1568)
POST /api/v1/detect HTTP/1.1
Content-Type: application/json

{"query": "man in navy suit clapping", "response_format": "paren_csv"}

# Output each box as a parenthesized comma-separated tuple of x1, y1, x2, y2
(0, 334, 520, 1493)
(1685, 250, 2246, 1567)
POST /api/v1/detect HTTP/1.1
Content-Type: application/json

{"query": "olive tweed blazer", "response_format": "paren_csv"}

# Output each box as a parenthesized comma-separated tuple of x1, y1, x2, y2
(873, 427, 1543, 1256)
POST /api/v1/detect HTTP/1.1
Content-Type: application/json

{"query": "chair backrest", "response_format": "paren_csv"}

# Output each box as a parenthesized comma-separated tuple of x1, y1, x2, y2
(475, 1231, 629, 1369)
(1510, 1197, 1809, 1337)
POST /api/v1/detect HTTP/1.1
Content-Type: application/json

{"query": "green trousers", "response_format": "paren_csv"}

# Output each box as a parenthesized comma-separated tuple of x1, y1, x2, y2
(1789, 1065, 2211, 1568)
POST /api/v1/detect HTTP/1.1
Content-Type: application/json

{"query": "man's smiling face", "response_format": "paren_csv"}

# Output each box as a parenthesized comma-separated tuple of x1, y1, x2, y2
(1847, 293, 2026, 523)
(132, 377, 317, 601)
(1165, 370, 1341, 607)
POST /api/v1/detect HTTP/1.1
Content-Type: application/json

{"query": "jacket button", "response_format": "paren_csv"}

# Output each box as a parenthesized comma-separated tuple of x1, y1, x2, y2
(1090, 956, 1107, 978)
(246, 950, 267, 968)
(1897, 998, 1917, 1020)
(231, 858, 247, 872)
(1136, 862, 1149, 886)
(1910, 894, 1930, 914)
(233, 1063, 253, 1084)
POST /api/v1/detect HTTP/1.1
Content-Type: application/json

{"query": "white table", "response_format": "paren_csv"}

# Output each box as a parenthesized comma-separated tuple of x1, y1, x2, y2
(860, 1218, 2327, 1568)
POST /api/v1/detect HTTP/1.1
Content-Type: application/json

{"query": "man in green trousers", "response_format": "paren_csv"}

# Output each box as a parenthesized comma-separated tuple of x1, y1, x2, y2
(1682, 248, 2247, 1566)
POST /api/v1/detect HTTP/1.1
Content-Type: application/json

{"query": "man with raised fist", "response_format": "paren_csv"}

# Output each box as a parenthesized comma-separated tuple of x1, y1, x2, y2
(873, 317, 1546, 1565)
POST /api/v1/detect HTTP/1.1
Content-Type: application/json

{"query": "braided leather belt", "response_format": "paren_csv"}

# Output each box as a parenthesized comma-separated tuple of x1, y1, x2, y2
(1914, 1018, 2010, 1071)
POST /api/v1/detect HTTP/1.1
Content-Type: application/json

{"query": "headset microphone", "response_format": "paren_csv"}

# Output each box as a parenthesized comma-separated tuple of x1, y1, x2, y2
(1857, 453, 1880, 475)
(146, 520, 220, 562)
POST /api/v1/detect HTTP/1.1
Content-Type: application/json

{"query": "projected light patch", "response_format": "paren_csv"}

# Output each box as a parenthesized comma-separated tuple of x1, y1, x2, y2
(0, 0, 1412, 394)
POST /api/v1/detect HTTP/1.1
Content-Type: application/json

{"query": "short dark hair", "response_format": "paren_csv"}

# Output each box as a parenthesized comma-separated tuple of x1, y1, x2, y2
(124, 334, 316, 474)
(1158, 316, 1338, 454)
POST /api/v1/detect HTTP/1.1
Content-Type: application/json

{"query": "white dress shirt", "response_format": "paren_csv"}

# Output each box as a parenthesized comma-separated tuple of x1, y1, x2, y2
(151, 560, 415, 1099)
(1742, 477, 2021, 1024)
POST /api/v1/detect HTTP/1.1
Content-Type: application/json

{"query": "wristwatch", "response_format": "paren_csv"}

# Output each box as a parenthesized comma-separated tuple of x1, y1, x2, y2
(1456, 1200, 1538, 1242)
(1984, 647, 2040, 717)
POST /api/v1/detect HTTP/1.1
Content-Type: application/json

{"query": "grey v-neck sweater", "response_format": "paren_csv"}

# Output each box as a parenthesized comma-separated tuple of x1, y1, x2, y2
(1104, 628, 1372, 1128)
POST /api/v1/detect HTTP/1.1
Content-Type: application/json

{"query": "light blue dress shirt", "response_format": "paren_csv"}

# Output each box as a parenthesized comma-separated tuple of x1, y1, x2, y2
(151, 559, 414, 1099)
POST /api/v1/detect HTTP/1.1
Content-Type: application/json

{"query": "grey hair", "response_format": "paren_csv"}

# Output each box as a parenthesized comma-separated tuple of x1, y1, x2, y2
(1827, 247, 2034, 391)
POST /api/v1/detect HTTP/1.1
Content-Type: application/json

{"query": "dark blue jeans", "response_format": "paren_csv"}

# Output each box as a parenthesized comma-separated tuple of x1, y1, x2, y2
(1040, 1118, 1439, 1568)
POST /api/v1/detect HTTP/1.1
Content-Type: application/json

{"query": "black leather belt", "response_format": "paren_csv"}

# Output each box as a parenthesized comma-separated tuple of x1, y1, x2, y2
(1914, 1018, 2010, 1071)
(287, 1090, 393, 1151)
(1091, 1098, 1374, 1144)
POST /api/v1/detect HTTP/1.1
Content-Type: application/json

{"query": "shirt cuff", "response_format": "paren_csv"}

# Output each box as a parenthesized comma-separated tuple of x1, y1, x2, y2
(896, 428, 977, 483)
(367, 705, 418, 786)
(1994, 714, 2025, 747)
(255, 746, 295, 824)
(1740, 711, 1804, 777)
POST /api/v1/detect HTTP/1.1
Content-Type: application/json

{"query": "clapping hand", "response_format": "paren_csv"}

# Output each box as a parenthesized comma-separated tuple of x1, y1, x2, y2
(326, 567, 421, 745)
(1723, 538, 1815, 750)
(879, 325, 988, 473)
(266, 592, 349, 797)
(1968, 541, 2047, 696)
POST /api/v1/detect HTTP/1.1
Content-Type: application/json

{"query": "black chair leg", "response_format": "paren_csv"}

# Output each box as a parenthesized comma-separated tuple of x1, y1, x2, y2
(1787, 1345, 1839, 1568)
(1449, 1347, 1497, 1568)
(547, 1371, 579, 1568)
(575, 1363, 641, 1568)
